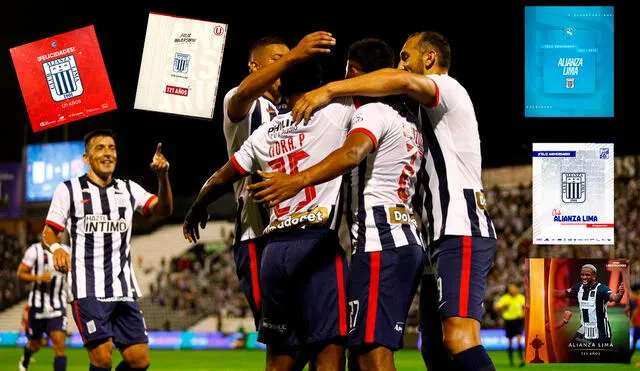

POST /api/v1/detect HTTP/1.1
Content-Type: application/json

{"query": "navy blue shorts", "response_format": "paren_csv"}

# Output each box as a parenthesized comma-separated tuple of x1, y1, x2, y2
(421, 235, 496, 325)
(258, 228, 348, 347)
(233, 237, 266, 330)
(347, 244, 424, 351)
(71, 298, 148, 348)
(27, 308, 67, 339)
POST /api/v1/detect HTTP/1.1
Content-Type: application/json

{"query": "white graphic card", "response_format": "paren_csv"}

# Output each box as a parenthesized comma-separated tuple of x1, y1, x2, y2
(134, 12, 227, 119)
(532, 143, 614, 244)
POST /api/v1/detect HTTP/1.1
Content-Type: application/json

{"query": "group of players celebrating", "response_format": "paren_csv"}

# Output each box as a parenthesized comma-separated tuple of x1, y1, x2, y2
(22, 29, 501, 371)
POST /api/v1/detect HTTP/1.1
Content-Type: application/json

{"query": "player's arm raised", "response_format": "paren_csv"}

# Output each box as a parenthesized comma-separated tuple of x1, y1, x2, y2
(183, 161, 246, 243)
(292, 68, 437, 123)
(609, 282, 625, 303)
(148, 142, 173, 217)
(249, 132, 373, 206)
(228, 31, 336, 121)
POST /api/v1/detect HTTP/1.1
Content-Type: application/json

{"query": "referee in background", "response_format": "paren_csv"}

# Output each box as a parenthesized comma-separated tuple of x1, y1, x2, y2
(494, 283, 526, 367)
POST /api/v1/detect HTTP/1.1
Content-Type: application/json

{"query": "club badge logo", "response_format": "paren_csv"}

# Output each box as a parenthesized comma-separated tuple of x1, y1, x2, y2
(173, 53, 190, 74)
(562, 172, 586, 203)
(43, 55, 83, 102)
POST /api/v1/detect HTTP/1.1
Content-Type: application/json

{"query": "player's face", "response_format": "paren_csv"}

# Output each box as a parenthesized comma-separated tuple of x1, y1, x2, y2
(250, 43, 290, 71)
(580, 268, 596, 287)
(84, 136, 117, 178)
(508, 284, 519, 295)
(398, 35, 425, 74)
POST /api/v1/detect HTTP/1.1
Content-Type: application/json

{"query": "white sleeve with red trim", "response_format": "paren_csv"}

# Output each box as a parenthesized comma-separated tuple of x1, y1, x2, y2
(45, 183, 70, 232)
(128, 180, 157, 216)
(231, 127, 260, 175)
(424, 73, 454, 111)
(20, 244, 37, 270)
(348, 103, 388, 150)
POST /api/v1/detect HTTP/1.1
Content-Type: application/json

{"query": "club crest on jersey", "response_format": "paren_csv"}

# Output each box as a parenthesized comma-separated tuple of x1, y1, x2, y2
(562, 173, 586, 203)
(43, 55, 83, 102)
(173, 53, 190, 74)
(84, 214, 128, 233)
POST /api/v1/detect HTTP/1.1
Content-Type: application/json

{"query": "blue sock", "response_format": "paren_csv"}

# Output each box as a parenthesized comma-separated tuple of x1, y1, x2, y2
(89, 365, 111, 371)
(54, 356, 67, 371)
(22, 347, 33, 367)
(453, 345, 496, 371)
(115, 361, 128, 371)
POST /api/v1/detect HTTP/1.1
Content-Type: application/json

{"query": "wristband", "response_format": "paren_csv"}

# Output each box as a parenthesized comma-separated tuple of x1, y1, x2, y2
(49, 242, 62, 253)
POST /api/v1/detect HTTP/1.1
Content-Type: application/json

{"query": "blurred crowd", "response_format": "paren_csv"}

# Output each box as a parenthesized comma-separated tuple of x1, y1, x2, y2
(0, 230, 39, 311)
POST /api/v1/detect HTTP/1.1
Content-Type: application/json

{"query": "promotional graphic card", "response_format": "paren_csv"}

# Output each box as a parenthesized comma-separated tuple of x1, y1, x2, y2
(134, 12, 227, 119)
(532, 143, 614, 244)
(525, 6, 614, 117)
(10, 25, 117, 132)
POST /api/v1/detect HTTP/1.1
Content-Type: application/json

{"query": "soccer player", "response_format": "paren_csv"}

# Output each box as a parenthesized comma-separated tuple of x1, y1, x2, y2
(288, 31, 498, 371)
(17, 241, 69, 371)
(555, 264, 625, 346)
(222, 31, 335, 371)
(183, 57, 354, 371)
(494, 284, 525, 367)
(42, 129, 173, 371)
(222, 31, 336, 331)
(248, 38, 425, 370)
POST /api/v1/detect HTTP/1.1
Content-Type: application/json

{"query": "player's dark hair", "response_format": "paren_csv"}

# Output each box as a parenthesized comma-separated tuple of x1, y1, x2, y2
(248, 36, 288, 62)
(348, 38, 395, 72)
(410, 31, 451, 69)
(279, 58, 323, 98)
(84, 129, 116, 152)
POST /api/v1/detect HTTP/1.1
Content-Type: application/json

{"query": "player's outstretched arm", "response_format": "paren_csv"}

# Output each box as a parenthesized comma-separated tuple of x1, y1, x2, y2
(228, 31, 336, 121)
(183, 161, 244, 243)
(248, 132, 374, 206)
(553, 288, 570, 298)
(292, 68, 437, 123)
(609, 282, 625, 303)
(148, 142, 173, 217)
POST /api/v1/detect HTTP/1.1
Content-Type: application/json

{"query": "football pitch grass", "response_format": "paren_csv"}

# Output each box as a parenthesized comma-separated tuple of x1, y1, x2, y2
(1, 347, 639, 370)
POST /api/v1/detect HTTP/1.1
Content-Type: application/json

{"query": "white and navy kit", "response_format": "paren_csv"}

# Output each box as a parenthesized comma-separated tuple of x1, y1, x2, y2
(222, 87, 287, 329)
(567, 282, 614, 342)
(232, 97, 354, 234)
(348, 100, 423, 253)
(21, 243, 68, 339)
(45, 174, 154, 346)
(417, 74, 497, 328)
(232, 97, 354, 346)
(345, 99, 425, 351)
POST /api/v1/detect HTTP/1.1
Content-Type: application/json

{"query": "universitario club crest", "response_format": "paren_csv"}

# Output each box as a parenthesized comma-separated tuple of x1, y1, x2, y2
(42, 50, 83, 102)
(561, 172, 586, 203)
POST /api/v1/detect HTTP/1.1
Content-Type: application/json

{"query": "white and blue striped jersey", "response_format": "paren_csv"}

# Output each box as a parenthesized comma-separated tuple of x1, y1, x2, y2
(222, 87, 286, 243)
(20, 243, 68, 316)
(232, 97, 354, 234)
(417, 73, 496, 245)
(347, 100, 424, 253)
(45, 175, 156, 301)
(567, 282, 613, 340)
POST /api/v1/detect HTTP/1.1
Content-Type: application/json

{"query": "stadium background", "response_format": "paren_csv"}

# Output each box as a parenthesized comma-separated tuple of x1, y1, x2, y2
(1, 0, 637, 369)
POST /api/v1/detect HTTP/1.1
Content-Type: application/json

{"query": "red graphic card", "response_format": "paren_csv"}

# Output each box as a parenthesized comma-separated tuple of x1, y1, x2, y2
(10, 25, 117, 132)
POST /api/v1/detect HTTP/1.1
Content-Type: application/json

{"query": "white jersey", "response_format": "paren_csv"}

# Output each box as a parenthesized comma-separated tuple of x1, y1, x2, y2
(348, 100, 424, 253)
(21, 243, 68, 316)
(417, 73, 496, 245)
(569, 282, 613, 340)
(45, 175, 156, 301)
(232, 97, 354, 234)
(222, 87, 285, 243)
